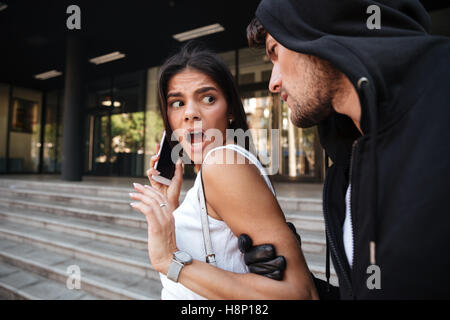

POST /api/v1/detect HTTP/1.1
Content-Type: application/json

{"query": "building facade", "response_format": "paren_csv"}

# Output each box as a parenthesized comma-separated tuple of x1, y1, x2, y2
(1, 1, 448, 183)
(0, 47, 326, 182)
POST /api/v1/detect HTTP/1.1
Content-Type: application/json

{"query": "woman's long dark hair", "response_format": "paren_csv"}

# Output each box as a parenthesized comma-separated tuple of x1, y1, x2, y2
(157, 41, 254, 154)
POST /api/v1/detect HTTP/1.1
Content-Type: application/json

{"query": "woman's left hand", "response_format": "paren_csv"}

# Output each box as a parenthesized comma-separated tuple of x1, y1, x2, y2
(129, 181, 180, 275)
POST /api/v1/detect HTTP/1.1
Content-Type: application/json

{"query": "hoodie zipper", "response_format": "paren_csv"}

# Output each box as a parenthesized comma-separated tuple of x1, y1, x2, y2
(323, 165, 354, 298)
(348, 139, 358, 279)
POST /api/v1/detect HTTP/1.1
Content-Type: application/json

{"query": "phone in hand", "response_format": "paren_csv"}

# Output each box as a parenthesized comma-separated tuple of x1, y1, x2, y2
(152, 131, 177, 186)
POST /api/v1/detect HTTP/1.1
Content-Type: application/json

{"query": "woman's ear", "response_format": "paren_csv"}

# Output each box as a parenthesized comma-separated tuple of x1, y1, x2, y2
(228, 113, 234, 125)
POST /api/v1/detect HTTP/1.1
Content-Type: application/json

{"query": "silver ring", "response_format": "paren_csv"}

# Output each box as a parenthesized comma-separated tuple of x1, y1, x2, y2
(159, 203, 168, 208)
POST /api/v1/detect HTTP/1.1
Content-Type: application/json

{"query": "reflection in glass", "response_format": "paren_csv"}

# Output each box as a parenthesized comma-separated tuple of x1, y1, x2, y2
(110, 112, 144, 176)
(91, 112, 145, 176)
(144, 67, 165, 177)
(87, 71, 146, 176)
(242, 91, 275, 172)
(280, 101, 316, 178)
(43, 90, 62, 173)
(0, 84, 9, 173)
(8, 94, 42, 173)
(218, 51, 236, 77)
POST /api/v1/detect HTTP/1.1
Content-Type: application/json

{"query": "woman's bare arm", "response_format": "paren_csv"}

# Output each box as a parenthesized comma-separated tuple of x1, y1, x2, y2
(174, 149, 318, 299)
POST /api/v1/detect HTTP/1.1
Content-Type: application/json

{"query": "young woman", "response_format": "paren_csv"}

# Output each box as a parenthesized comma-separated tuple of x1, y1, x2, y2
(129, 42, 318, 300)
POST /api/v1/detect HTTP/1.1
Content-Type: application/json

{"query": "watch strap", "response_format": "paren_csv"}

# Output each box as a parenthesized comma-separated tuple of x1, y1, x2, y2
(167, 259, 183, 282)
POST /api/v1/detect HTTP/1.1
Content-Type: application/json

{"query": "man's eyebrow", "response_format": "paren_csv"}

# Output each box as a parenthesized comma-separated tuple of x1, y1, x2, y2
(195, 86, 217, 94)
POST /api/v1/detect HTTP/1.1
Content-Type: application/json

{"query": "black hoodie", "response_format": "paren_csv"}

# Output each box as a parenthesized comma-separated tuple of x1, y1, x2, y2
(255, 0, 450, 299)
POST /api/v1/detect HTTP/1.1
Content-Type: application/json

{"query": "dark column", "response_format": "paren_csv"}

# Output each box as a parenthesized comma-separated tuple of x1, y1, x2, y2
(61, 33, 86, 181)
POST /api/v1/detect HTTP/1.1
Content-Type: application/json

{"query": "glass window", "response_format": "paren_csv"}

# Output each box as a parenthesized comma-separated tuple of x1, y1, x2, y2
(238, 48, 277, 173)
(144, 66, 165, 176)
(0, 83, 9, 173)
(279, 100, 322, 179)
(110, 112, 144, 176)
(261, 70, 272, 82)
(8, 87, 42, 173)
(42, 90, 61, 173)
(218, 50, 236, 77)
(85, 71, 146, 176)
(242, 90, 278, 174)
(238, 47, 272, 83)
(87, 78, 112, 110)
(239, 73, 255, 85)
(113, 71, 146, 114)
(237, 47, 324, 181)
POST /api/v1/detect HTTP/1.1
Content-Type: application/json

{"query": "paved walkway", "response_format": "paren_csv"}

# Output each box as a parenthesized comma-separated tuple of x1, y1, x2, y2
(1, 174, 323, 200)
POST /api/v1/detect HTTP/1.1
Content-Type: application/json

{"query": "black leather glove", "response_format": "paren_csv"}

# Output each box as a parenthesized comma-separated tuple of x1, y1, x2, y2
(239, 222, 302, 281)
(238, 234, 286, 280)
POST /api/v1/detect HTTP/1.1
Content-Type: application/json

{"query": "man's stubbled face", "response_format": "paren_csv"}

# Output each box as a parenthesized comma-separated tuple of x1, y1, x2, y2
(266, 34, 341, 128)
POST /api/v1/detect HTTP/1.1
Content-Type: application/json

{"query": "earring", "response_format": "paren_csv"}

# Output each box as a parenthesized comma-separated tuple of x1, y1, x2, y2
(228, 118, 233, 125)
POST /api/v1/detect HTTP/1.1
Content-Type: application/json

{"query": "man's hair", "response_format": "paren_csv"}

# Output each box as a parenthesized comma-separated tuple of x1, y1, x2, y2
(246, 17, 267, 49)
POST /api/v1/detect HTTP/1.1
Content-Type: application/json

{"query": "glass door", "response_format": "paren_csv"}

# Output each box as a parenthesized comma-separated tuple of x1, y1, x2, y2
(279, 100, 323, 180)
(241, 89, 324, 181)
(89, 112, 111, 175)
(242, 89, 276, 174)
(87, 110, 144, 176)
(109, 112, 144, 176)
(7, 92, 42, 173)
(85, 71, 146, 177)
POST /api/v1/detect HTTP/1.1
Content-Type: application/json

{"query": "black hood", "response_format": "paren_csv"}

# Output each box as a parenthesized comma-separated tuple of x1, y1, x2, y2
(255, 0, 439, 164)
(255, 0, 449, 285)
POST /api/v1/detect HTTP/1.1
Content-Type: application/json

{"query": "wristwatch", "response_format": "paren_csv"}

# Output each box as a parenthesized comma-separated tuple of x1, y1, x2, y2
(167, 250, 193, 282)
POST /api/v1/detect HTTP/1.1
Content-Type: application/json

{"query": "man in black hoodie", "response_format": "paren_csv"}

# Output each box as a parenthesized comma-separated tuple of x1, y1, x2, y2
(238, 0, 450, 299)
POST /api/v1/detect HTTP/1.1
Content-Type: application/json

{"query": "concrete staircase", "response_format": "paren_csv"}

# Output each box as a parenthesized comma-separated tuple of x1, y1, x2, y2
(0, 178, 336, 300)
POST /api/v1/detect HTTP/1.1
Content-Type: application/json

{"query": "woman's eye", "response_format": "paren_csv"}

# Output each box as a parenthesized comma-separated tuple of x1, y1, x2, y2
(171, 101, 183, 108)
(202, 95, 215, 104)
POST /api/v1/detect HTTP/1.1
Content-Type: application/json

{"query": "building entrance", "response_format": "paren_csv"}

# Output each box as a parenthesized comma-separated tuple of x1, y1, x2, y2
(87, 110, 144, 177)
(85, 71, 146, 177)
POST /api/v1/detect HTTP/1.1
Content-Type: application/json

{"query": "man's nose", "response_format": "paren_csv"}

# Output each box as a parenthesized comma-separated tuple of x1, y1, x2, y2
(269, 65, 282, 93)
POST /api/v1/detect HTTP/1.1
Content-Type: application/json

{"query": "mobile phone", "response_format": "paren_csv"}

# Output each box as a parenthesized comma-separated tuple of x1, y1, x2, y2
(152, 131, 176, 186)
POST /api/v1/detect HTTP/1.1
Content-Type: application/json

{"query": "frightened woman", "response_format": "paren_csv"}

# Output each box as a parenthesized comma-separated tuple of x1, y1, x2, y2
(129, 42, 318, 300)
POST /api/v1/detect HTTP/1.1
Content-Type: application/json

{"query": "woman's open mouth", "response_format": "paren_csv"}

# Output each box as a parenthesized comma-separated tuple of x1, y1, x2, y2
(185, 129, 207, 151)
(186, 130, 205, 144)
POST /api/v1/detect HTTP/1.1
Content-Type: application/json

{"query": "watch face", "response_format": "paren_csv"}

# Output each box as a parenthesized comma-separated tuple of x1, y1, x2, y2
(174, 251, 192, 264)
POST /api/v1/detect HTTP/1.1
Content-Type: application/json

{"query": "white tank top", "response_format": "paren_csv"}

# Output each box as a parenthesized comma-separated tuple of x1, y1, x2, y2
(160, 143, 276, 300)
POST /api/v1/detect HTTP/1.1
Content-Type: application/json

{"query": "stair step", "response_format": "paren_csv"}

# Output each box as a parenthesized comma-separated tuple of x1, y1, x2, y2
(0, 259, 99, 300)
(0, 177, 334, 296)
(285, 211, 325, 232)
(0, 220, 158, 280)
(0, 217, 334, 273)
(0, 195, 325, 235)
(0, 186, 140, 213)
(0, 238, 161, 300)
(0, 197, 147, 229)
(0, 206, 148, 251)
(0, 216, 337, 294)
(0, 178, 182, 200)
(0, 192, 325, 231)
(0, 204, 326, 255)
(277, 196, 322, 212)
(0, 182, 322, 213)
